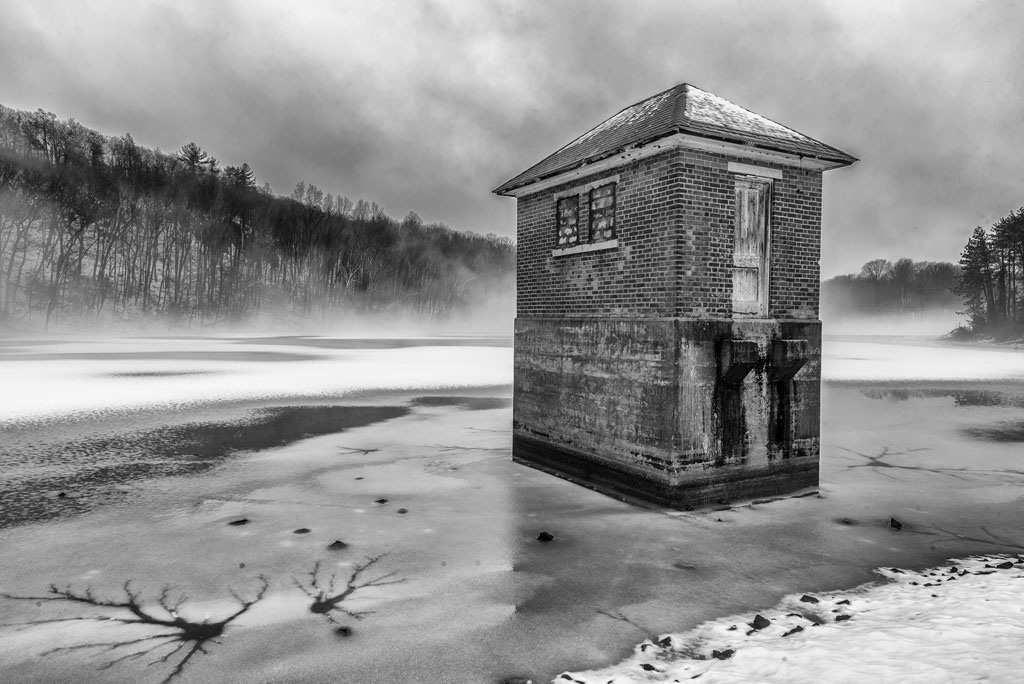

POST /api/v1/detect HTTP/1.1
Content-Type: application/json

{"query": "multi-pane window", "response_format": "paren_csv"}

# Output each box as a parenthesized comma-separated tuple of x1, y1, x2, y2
(588, 183, 616, 242)
(556, 196, 580, 246)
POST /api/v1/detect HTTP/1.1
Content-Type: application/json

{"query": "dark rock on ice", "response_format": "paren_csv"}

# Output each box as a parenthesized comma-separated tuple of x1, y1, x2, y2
(712, 649, 735, 660)
(375, 498, 388, 504)
(996, 561, 1014, 569)
(836, 599, 850, 605)
(228, 518, 249, 526)
(835, 614, 852, 622)
(294, 528, 311, 534)
(537, 532, 554, 542)
(396, 508, 408, 514)
(890, 517, 903, 531)
(328, 540, 348, 550)
(750, 614, 770, 630)
(57, 491, 67, 498)
(782, 625, 804, 637)
(640, 663, 659, 671)
(800, 595, 819, 604)
(334, 626, 352, 637)
(657, 636, 672, 648)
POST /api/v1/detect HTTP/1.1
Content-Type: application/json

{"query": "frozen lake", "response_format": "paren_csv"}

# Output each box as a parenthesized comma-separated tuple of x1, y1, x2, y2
(1, 333, 1023, 683)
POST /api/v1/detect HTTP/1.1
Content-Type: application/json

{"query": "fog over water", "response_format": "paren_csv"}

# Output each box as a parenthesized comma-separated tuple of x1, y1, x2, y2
(1, 332, 1023, 683)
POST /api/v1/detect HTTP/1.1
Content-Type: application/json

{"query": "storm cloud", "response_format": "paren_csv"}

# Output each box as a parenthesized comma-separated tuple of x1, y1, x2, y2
(1, 0, 1021, 276)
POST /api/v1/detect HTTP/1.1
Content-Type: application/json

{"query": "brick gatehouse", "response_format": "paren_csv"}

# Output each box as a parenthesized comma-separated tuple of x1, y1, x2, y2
(493, 82, 856, 508)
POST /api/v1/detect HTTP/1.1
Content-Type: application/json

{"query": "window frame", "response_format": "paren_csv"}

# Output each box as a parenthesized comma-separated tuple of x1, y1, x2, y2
(555, 194, 581, 247)
(587, 182, 617, 243)
(551, 174, 620, 257)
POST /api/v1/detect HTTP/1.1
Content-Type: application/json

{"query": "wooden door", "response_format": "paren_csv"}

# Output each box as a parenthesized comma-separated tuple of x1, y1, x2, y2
(732, 177, 771, 316)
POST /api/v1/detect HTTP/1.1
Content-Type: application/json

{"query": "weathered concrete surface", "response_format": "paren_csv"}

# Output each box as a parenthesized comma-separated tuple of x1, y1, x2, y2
(513, 317, 820, 508)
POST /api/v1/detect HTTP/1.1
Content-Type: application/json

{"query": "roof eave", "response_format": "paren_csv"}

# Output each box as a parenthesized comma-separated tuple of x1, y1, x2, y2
(494, 132, 857, 197)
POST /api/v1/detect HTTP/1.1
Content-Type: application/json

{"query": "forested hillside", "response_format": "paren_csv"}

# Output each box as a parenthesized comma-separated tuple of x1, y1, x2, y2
(821, 258, 961, 320)
(0, 106, 514, 330)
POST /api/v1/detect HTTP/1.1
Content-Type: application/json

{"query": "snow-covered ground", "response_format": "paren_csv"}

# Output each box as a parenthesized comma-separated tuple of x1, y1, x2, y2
(560, 554, 1024, 684)
(0, 335, 511, 425)
(1, 334, 1023, 684)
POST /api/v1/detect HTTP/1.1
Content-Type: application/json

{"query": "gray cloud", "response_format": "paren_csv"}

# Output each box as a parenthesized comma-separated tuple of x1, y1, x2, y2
(2, 0, 1022, 276)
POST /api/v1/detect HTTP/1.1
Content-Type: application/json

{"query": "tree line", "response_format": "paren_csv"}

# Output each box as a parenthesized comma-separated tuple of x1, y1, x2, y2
(821, 257, 960, 319)
(956, 208, 1024, 336)
(0, 106, 514, 330)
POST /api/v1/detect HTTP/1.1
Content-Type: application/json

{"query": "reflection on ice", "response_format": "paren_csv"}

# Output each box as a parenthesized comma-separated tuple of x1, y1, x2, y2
(294, 554, 405, 628)
(2, 575, 270, 684)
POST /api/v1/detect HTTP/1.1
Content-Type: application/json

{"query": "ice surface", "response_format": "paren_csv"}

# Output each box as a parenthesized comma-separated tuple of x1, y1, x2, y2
(1, 334, 1023, 683)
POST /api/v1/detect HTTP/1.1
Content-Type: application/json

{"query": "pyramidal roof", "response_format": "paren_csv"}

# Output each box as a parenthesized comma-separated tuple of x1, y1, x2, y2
(493, 83, 857, 195)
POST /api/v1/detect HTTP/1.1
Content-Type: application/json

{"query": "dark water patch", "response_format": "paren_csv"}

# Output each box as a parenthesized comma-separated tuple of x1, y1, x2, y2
(6, 350, 324, 362)
(963, 422, 1024, 443)
(411, 396, 512, 411)
(231, 335, 512, 349)
(858, 386, 1024, 408)
(106, 370, 220, 378)
(0, 404, 408, 528)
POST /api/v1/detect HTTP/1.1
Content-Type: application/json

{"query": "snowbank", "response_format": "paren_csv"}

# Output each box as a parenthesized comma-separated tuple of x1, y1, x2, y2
(559, 554, 1024, 684)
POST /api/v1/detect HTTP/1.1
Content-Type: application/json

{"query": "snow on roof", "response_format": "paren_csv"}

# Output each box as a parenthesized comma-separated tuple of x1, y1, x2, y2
(493, 82, 857, 195)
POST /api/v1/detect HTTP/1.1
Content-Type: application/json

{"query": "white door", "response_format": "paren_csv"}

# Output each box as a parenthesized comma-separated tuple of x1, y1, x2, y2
(732, 177, 771, 316)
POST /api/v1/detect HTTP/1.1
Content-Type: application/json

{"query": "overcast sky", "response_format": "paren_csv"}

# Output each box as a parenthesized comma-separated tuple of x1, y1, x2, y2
(1, 0, 1021, 277)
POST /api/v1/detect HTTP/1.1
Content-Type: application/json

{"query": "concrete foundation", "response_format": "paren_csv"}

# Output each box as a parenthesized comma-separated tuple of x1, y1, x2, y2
(513, 317, 821, 509)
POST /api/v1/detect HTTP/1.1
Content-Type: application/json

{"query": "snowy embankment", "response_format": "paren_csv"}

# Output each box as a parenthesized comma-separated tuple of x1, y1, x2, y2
(560, 554, 1024, 684)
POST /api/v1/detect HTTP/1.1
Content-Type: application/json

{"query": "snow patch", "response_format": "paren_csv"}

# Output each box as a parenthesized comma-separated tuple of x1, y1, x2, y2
(559, 554, 1024, 684)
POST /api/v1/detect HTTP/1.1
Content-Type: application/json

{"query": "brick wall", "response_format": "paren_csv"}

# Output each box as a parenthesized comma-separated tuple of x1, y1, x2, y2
(515, 146, 824, 319)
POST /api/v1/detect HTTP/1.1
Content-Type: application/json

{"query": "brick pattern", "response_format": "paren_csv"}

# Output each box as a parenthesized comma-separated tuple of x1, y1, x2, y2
(515, 147, 823, 319)
(516, 149, 682, 318)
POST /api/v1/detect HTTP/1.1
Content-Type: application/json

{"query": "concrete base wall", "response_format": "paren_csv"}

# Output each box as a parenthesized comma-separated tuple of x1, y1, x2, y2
(513, 317, 821, 509)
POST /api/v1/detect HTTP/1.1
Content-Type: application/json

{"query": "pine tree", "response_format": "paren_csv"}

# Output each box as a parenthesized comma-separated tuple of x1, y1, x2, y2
(957, 226, 996, 329)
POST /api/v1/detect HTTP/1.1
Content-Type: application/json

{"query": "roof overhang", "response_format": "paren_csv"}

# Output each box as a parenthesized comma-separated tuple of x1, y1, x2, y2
(494, 132, 856, 198)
